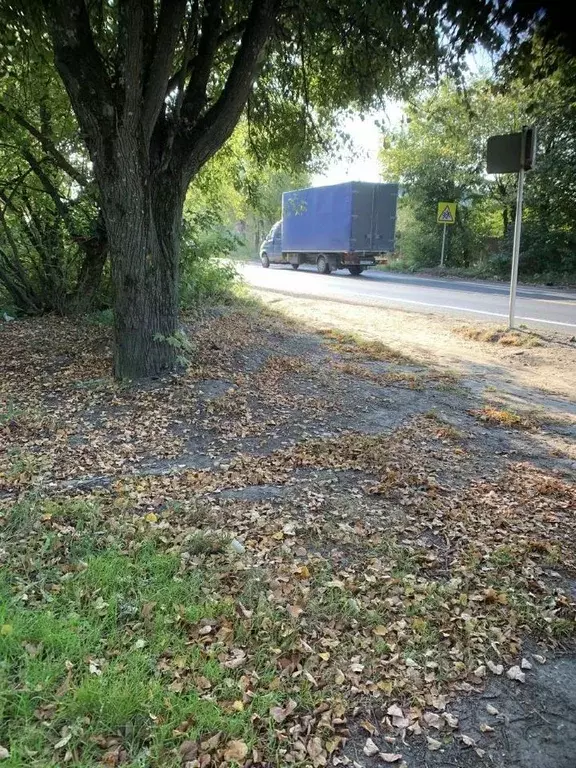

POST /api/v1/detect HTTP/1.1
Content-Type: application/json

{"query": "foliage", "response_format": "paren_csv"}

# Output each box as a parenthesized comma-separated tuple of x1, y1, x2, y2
(0, 29, 107, 315)
(380, 47, 576, 280)
(1, 0, 555, 377)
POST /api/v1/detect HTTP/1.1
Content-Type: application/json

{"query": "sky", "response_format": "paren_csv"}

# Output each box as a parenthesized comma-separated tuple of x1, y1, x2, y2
(312, 49, 494, 188)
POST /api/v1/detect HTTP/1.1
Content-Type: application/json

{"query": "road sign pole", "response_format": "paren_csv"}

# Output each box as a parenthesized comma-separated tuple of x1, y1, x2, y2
(440, 223, 447, 267)
(508, 163, 525, 329)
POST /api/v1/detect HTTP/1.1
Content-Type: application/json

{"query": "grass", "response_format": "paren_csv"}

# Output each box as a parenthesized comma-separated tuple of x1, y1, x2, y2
(317, 327, 409, 363)
(0, 517, 293, 768)
(423, 412, 464, 440)
(457, 325, 544, 348)
(471, 405, 535, 429)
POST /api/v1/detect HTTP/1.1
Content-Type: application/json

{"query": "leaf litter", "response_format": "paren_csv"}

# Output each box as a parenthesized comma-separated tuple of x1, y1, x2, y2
(0, 308, 575, 767)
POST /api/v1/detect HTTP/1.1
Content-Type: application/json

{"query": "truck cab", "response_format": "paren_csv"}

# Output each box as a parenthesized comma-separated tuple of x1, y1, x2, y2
(260, 220, 282, 268)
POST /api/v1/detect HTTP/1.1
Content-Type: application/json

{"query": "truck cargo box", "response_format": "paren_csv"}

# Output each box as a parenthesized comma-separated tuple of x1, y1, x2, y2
(282, 181, 398, 254)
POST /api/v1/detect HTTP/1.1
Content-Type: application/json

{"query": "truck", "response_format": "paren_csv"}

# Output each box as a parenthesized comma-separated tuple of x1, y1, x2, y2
(259, 181, 398, 275)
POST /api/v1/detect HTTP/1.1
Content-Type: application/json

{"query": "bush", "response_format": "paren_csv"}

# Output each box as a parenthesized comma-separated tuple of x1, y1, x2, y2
(180, 223, 241, 310)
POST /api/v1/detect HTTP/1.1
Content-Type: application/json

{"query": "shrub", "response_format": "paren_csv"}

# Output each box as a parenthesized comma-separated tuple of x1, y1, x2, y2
(180, 223, 241, 310)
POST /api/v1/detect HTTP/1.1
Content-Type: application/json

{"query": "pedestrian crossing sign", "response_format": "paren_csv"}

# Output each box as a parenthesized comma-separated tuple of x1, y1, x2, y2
(437, 202, 457, 224)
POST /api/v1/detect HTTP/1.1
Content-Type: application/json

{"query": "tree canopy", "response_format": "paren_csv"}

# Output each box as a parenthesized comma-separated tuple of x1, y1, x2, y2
(380, 42, 576, 279)
(0, 0, 569, 376)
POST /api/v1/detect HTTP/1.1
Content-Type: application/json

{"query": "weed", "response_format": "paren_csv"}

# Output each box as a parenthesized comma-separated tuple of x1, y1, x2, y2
(318, 327, 409, 362)
(457, 325, 543, 348)
(471, 406, 534, 429)
(85, 308, 114, 326)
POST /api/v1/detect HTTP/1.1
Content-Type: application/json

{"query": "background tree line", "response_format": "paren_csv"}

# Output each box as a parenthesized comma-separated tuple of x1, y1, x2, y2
(380, 41, 576, 283)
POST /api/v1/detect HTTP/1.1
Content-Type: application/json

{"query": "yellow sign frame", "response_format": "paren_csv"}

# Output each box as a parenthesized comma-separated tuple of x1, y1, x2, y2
(437, 202, 457, 224)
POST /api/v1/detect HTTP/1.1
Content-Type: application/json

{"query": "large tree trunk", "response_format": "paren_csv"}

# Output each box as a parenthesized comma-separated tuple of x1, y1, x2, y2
(102, 166, 185, 379)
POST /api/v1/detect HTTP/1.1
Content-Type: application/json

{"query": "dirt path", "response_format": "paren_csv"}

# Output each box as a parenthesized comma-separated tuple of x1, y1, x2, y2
(252, 288, 576, 420)
(0, 307, 575, 768)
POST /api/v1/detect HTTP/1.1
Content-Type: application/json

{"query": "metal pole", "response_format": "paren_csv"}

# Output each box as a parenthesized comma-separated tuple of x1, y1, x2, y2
(440, 223, 447, 267)
(508, 164, 525, 329)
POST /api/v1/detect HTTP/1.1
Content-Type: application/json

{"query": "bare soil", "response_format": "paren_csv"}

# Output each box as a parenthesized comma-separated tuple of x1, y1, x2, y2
(1, 304, 575, 768)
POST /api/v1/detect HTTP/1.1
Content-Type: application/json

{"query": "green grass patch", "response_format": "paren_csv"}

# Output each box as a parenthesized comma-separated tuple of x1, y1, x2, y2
(0, 517, 289, 767)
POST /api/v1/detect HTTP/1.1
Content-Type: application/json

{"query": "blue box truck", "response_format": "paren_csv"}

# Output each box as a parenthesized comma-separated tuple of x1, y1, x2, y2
(259, 181, 398, 275)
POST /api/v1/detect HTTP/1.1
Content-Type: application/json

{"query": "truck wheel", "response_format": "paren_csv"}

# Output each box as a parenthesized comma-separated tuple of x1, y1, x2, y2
(261, 253, 270, 268)
(291, 263, 299, 270)
(317, 255, 331, 274)
(348, 265, 364, 276)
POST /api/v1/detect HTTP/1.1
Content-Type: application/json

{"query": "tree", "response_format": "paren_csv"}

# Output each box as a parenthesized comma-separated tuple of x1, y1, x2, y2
(380, 44, 576, 279)
(5, 1, 553, 376)
(0, 15, 107, 314)
(380, 78, 528, 268)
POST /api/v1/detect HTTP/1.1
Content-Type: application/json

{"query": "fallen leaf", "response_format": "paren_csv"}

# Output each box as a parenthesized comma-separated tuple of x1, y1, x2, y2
(380, 753, 402, 763)
(486, 704, 499, 715)
(443, 713, 458, 729)
(387, 704, 403, 718)
(473, 664, 486, 678)
(287, 604, 303, 620)
(426, 736, 442, 751)
(363, 738, 379, 757)
(461, 734, 475, 747)
(201, 732, 222, 751)
(144, 512, 157, 523)
(359, 720, 377, 736)
(270, 699, 297, 723)
(0, 625, 12, 636)
(423, 711, 443, 730)
(54, 733, 72, 750)
(223, 739, 248, 762)
(506, 665, 526, 683)
(533, 654, 546, 664)
(232, 700, 244, 712)
(0, 747, 9, 760)
(179, 740, 197, 761)
(480, 723, 494, 733)
(334, 669, 345, 685)
(372, 625, 388, 636)
(487, 660, 503, 675)
(521, 658, 532, 670)
(223, 649, 247, 669)
(307, 736, 326, 766)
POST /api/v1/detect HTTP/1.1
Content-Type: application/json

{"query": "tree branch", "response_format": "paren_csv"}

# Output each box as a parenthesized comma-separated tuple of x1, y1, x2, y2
(178, 0, 278, 182)
(180, 0, 224, 124)
(42, 0, 116, 167)
(141, 0, 188, 142)
(0, 104, 89, 187)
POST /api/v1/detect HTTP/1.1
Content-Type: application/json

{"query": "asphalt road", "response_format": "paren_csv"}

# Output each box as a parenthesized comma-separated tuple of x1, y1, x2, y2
(239, 262, 576, 333)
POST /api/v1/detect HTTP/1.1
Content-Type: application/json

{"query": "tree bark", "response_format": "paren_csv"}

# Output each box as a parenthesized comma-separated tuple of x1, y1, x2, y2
(100, 155, 185, 379)
(44, 0, 277, 378)
(70, 212, 108, 314)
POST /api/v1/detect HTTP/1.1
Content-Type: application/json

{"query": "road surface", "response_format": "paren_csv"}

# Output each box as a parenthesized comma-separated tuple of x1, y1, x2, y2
(239, 262, 576, 333)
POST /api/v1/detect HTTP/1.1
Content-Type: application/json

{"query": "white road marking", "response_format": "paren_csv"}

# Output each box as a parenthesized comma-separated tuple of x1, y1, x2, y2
(338, 291, 576, 328)
(241, 266, 576, 330)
